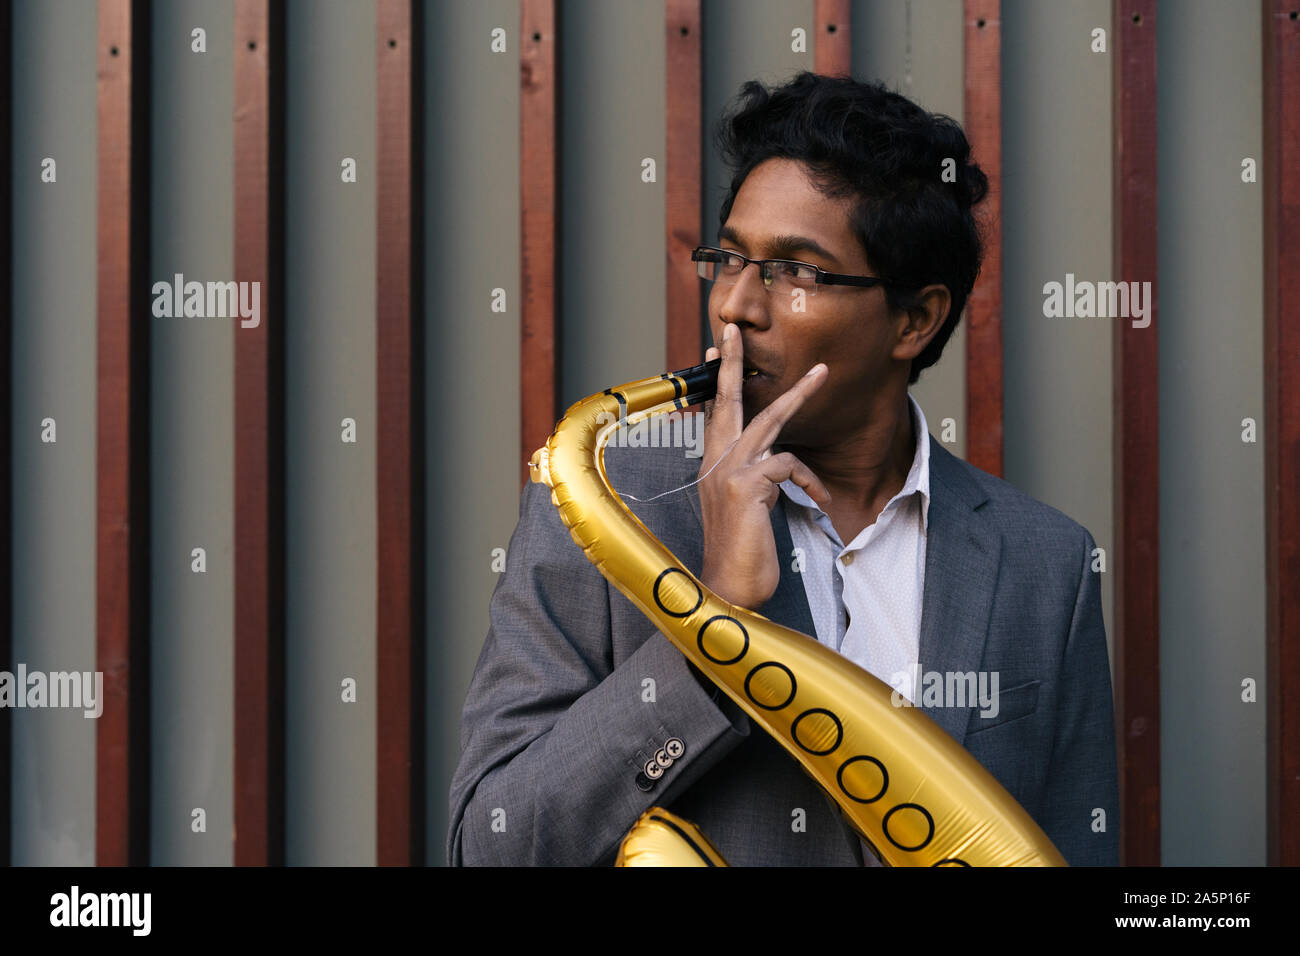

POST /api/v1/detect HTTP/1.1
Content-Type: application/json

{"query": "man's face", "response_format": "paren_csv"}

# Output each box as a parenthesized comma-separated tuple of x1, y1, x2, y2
(707, 157, 904, 448)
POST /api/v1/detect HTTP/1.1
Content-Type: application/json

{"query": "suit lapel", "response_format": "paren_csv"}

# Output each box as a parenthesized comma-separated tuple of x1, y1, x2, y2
(916, 436, 1001, 748)
(762, 496, 819, 635)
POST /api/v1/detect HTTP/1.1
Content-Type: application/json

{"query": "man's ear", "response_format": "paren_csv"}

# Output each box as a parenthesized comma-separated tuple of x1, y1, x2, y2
(892, 283, 952, 364)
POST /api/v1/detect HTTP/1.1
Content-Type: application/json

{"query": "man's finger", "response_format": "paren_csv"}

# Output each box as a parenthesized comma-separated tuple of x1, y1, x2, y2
(738, 362, 827, 460)
(701, 346, 719, 425)
(759, 452, 833, 508)
(705, 324, 744, 452)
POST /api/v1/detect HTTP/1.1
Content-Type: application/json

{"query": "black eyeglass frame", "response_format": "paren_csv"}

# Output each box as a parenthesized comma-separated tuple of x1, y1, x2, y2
(690, 244, 903, 290)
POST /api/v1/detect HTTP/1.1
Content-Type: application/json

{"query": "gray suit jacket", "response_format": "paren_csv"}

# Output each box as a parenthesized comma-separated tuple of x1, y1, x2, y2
(447, 434, 1120, 866)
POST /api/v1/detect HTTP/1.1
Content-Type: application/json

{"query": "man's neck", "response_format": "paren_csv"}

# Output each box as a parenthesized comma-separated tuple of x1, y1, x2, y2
(778, 388, 916, 519)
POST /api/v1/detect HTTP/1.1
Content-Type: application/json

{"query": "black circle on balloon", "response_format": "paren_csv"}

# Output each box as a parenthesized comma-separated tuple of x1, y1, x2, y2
(744, 661, 797, 711)
(790, 708, 843, 756)
(836, 755, 889, 804)
(882, 803, 935, 852)
(932, 859, 970, 867)
(653, 567, 703, 618)
(696, 615, 749, 666)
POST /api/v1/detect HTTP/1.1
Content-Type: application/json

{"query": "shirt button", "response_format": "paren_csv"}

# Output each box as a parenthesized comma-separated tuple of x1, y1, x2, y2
(841, 552, 855, 566)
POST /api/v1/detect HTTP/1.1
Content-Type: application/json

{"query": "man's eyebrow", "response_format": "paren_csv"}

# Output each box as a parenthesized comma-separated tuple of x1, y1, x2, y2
(716, 225, 841, 267)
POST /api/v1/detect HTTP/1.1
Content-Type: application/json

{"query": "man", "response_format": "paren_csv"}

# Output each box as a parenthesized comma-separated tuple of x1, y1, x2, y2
(447, 72, 1119, 866)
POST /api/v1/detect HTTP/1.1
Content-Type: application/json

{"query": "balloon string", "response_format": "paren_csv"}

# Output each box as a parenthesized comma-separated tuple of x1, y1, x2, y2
(616, 436, 741, 504)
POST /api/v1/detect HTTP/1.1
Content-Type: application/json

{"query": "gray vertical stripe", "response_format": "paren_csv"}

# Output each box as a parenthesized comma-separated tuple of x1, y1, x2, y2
(1157, 0, 1265, 866)
(148, 0, 236, 866)
(10, 0, 100, 866)
(560, 0, 668, 408)
(1002, 0, 1116, 670)
(423, 0, 522, 866)
(284, 0, 378, 865)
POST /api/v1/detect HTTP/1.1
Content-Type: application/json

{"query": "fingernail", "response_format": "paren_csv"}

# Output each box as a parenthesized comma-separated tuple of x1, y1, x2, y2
(805, 363, 826, 377)
(724, 324, 735, 341)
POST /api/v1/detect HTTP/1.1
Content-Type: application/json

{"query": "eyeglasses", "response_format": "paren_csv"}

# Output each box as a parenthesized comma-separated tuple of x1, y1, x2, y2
(691, 245, 898, 299)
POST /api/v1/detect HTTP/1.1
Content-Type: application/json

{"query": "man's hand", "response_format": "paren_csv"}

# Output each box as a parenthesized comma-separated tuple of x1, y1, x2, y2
(697, 323, 830, 610)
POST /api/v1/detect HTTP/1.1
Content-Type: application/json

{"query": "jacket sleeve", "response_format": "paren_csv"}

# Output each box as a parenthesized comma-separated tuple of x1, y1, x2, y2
(445, 475, 752, 866)
(1039, 528, 1121, 866)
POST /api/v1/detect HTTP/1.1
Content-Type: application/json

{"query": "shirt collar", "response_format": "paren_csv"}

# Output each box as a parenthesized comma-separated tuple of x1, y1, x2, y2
(778, 392, 931, 533)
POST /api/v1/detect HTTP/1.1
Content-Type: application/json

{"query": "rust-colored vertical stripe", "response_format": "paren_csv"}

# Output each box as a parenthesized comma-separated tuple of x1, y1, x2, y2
(1263, 0, 1300, 868)
(96, 0, 150, 867)
(1111, 0, 1160, 867)
(665, 0, 702, 371)
(0, 0, 12, 867)
(376, 0, 426, 867)
(520, 0, 559, 485)
(233, 0, 286, 867)
(814, 0, 851, 77)
(963, 0, 1003, 477)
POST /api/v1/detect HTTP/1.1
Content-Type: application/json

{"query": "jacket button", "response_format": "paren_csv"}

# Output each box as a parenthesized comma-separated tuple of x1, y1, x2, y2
(635, 771, 655, 792)
(664, 737, 685, 759)
(644, 759, 665, 779)
(654, 747, 672, 769)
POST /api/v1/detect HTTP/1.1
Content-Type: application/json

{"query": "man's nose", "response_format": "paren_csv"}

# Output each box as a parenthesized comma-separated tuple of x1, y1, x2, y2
(715, 264, 772, 327)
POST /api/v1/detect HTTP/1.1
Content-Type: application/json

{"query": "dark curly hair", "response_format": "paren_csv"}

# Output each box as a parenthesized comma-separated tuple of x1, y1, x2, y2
(713, 71, 989, 385)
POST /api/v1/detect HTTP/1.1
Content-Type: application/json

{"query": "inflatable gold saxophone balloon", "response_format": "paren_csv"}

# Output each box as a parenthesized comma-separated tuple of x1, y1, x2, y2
(615, 807, 729, 867)
(528, 357, 1067, 867)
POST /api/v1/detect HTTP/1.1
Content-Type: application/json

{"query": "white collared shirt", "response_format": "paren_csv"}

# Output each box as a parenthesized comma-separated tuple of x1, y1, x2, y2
(778, 392, 931, 701)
